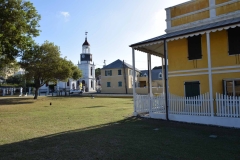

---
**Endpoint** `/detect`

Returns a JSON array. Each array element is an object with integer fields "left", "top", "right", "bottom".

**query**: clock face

[{"left": 82, "top": 55, "right": 85, "bottom": 58}]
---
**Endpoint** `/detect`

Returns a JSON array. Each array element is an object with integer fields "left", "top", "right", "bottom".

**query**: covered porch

[{"left": 129, "top": 17, "right": 240, "bottom": 128}]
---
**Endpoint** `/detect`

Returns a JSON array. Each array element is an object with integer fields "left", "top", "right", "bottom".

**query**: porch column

[
  {"left": 147, "top": 53, "right": 153, "bottom": 96},
  {"left": 162, "top": 57, "right": 165, "bottom": 95},
  {"left": 132, "top": 48, "right": 137, "bottom": 116},
  {"left": 206, "top": 32, "right": 214, "bottom": 117},
  {"left": 164, "top": 40, "right": 169, "bottom": 121}
]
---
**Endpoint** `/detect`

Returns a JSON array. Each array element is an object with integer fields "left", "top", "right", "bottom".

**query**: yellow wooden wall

[
  {"left": 170, "top": 0, "right": 209, "bottom": 17},
  {"left": 210, "top": 30, "right": 239, "bottom": 67},
  {"left": 169, "top": 0, "right": 240, "bottom": 27},
  {"left": 167, "top": 30, "right": 240, "bottom": 97},
  {"left": 168, "top": 35, "right": 208, "bottom": 72},
  {"left": 215, "top": 0, "right": 230, "bottom": 5},
  {"left": 172, "top": 11, "right": 209, "bottom": 27},
  {"left": 216, "top": 1, "right": 240, "bottom": 15},
  {"left": 169, "top": 75, "right": 209, "bottom": 96}
]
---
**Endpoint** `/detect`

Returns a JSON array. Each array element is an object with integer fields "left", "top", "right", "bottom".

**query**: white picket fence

[
  {"left": 135, "top": 95, "right": 150, "bottom": 113},
  {"left": 216, "top": 93, "right": 240, "bottom": 118},
  {"left": 151, "top": 95, "right": 165, "bottom": 113},
  {"left": 135, "top": 94, "right": 165, "bottom": 114},
  {"left": 169, "top": 93, "right": 211, "bottom": 116}
]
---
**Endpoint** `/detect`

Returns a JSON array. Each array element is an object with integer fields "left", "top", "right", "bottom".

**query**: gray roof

[
  {"left": 140, "top": 69, "right": 162, "bottom": 80},
  {"left": 102, "top": 59, "right": 140, "bottom": 71},
  {"left": 130, "top": 17, "right": 240, "bottom": 47}
]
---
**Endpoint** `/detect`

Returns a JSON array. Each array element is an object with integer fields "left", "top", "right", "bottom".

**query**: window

[
  {"left": 227, "top": 27, "right": 240, "bottom": 55},
  {"left": 105, "top": 70, "right": 112, "bottom": 76},
  {"left": 118, "top": 81, "right": 122, "bottom": 87},
  {"left": 159, "top": 72, "right": 162, "bottom": 78},
  {"left": 107, "top": 82, "right": 111, "bottom": 87},
  {"left": 185, "top": 81, "right": 200, "bottom": 97},
  {"left": 91, "top": 80, "right": 93, "bottom": 88},
  {"left": 187, "top": 35, "right": 202, "bottom": 60},
  {"left": 129, "top": 69, "right": 132, "bottom": 75},
  {"left": 118, "top": 69, "right": 122, "bottom": 75},
  {"left": 223, "top": 79, "right": 240, "bottom": 96},
  {"left": 91, "top": 67, "right": 92, "bottom": 76}
]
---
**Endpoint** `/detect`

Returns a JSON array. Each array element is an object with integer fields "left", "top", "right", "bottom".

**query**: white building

[{"left": 77, "top": 33, "right": 95, "bottom": 92}]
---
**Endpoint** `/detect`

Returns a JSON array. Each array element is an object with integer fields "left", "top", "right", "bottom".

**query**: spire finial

[{"left": 85, "top": 31, "right": 88, "bottom": 39}]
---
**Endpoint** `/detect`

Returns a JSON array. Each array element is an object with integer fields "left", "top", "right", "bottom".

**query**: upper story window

[
  {"left": 228, "top": 27, "right": 240, "bottom": 55},
  {"left": 129, "top": 69, "right": 132, "bottom": 75},
  {"left": 159, "top": 72, "right": 162, "bottom": 78},
  {"left": 105, "top": 70, "right": 112, "bottom": 76},
  {"left": 91, "top": 67, "right": 92, "bottom": 76},
  {"left": 118, "top": 69, "right": 122, "bottom": 75},
  {"left": 187, "top": 35, "right": 202, "bottom": 60}
]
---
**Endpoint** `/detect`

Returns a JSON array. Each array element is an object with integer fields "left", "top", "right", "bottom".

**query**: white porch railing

[
  {"left": 216, "top": 93, "right": 240, "bottom": 118},
  {"left": 168, "top": 93, "right": 211, "bottom": 116}
]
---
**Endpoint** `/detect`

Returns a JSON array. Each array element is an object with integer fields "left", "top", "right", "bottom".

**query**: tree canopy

[
  {"left": 0, "top": 0, "right": 41, "bottom": 68},
  {"left": 20, "top": 41, "right": 82, "bottom": 99}
]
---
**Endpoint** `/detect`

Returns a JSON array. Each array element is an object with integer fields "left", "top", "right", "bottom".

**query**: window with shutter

[
  {"left": 105, "top": 70, "right": 112, "bottom": 76},
  {"left": 227, "top": 27, "right": 240, "bottom": 55},
  {"left": 185, "top": 81, "right": 200, "bottom": 97},
  {"left": 187, "top": 35, "right": 202, "bottom": 60}
]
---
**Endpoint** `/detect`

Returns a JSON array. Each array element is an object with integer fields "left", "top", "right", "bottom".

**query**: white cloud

[{"left": 60, "top": 12, "right": 70, "bottom": 22}]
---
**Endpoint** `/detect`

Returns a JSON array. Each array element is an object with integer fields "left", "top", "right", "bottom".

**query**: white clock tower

[{"left": 78, "top": 32, "right": 95, "bottom": 92}]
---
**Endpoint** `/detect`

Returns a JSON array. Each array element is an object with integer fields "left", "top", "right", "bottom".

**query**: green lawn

[{"left": 0, "top": 97, "right": 240, "bottom": 160}]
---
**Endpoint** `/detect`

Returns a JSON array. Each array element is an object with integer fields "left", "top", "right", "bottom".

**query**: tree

[
  {"left": 0, "top": 60, "right": 19, "bottom": 79},
  {"left": 0, "top": 0, "right": 41, "bottom": 68},
  {"left": 6, "top": 74, "right": 23, "bottom": 85},
  {"left": 20, "top": 41, "right": 82, "bottom": 99},
  {"left": 95, "top": 68, "right": 101, "bottom": 79}
]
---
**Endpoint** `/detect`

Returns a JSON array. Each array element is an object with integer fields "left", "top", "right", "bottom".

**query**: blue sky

[{"left": 30, "top": 0, "right": 187, "bottom": 70}]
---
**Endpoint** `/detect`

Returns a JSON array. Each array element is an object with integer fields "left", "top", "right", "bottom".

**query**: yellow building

[
  {"left": 130, "top": 0, "right": 240, "bottom": 128},
  {"left": 101, "top": 59, "right": 140, "bottom": 94}
]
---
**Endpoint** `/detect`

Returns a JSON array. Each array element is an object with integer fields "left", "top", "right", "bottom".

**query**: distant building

[
  {"left": 101, "top": 59, "right": 140, "bottom": 94},
  {"left": 77, "top": 32, "right": 95, "bottom": 92}
]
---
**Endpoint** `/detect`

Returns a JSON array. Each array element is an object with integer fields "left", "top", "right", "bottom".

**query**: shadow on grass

[
  {"left": 0, "top": 98, "right": 34, "bottom": 105},
  {"left": 84, "top": 106, "right": 106, "bottom": 108},
  {"left": 0, "top": 117, "right": 240, "bottom": 160}
]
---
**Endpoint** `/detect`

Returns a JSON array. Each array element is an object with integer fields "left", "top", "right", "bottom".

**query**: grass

[{"left": 0, "top": 96, "right": 240, "bottom": 160}]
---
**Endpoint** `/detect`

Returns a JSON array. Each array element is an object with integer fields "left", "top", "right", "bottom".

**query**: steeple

[{"left": 82, "top": 32, "right": 90, "bottom": 46}]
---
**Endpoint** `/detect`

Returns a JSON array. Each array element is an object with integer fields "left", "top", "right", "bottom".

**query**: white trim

[
  {"left": 169, "top": 68, "right": 208, "bottom": 74},
  {"left": 169, "top": 69, "right": 240, "bottom": 77},
  {"left": 133, "top": 40, "right": 164, "bottom": 49},
  {"left": 167, "top": 23, "right": 240, "bottom": 42},
  {"left": 209, "top": 0, "right": 216, "bottom": 18},
  {"left": 169, "top": 72, "right": 208, "bottom": 77},
  {"left": 206, "top": 32, "right": 214, "bottom": 117},
  {"left": 132, "top": 48, "right": 137, "bottom": 114},
  {"left": 169, "top": 65, "right": 240, "bottom": 74}
]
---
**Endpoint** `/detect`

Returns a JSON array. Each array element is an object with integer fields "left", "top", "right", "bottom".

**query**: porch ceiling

[{"left": 134, "top": 41, "right": 164, "bottom": 58}]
